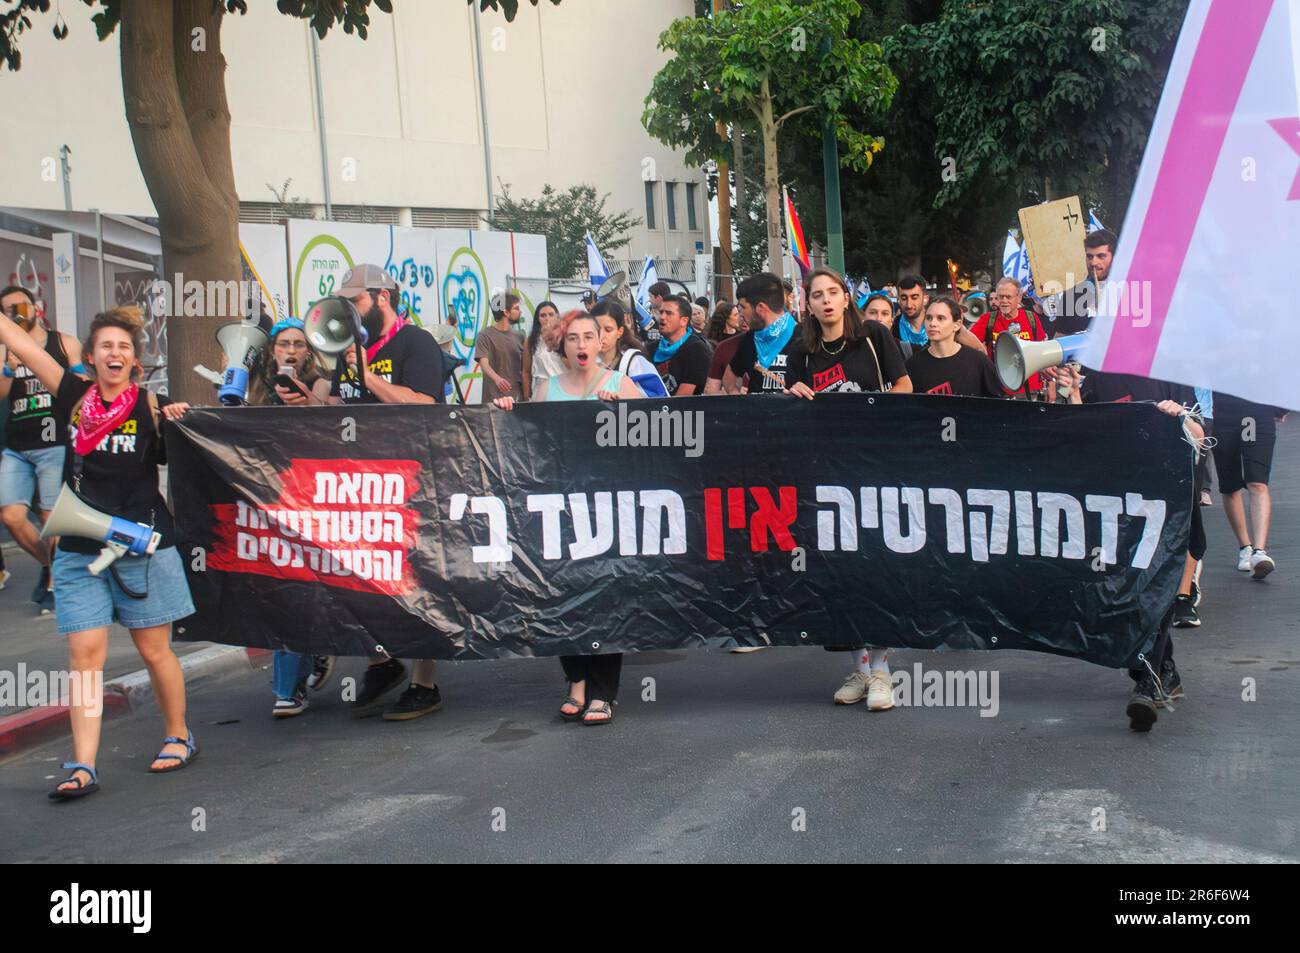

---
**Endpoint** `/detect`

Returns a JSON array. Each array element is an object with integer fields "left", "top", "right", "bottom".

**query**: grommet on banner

[
  {"left": 449, "top": 411, "right": 458, "bottom": 420},
  {"left": 799, "top": 631, "right": 808, "bottom": 639},
  {"left": 990, "top": 636, "right": 998, "bottom": 644},
  {"left": 591, "top": 641, "right": 600, "bottom": 650}
]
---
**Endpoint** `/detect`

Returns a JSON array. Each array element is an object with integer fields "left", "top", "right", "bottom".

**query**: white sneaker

[
  {"left": 1237, "top": 545, "right": 1253, "bottom": 572},
  {"left": 834, "top": 671, "right": 870, "bottom": 705},
  {"left": 866, "top": 671, "right": 895, "bottom": 711},
  {"left": 273, "top": 694, "right": 309, "bottom": 718},
  {"left": 1250, "top": 549, "right": 1275, "bottom": 580}
]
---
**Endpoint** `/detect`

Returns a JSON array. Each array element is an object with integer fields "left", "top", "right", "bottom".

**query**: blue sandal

[
  {"left": 149, "top": 730, "right": 198, "bottom": 774},
  {"left": 48, "top": 762, "right": 99, "bottom": 800}
]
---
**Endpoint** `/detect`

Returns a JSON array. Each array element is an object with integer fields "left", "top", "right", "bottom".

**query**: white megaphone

[
  {"left": 216, "top": 321, "right": 269, "bottom": 406},
  {"left": 996, "top": 331, "right": 1090, "bottom": 392},
  {"left": 304, "top": 296, "right": 368, "bottom": 373},
  {"left": 41, "top": 485, "right": 161, "bottom": 576}
]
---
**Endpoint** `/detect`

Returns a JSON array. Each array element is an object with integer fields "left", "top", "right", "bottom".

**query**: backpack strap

[{"left": 144, "top": 389, "right": 161, "bottom": 430}]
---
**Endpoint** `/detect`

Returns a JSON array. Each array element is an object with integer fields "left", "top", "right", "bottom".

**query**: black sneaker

[
  {"left": 1126, "top": 675, "right": 1160, "bottom": 731},
  {"left": 381, "top": 684, "right": 442, "bottom": 721},
  {"left": 37, "top": 588, "right": 55, "bottom": 616},
  {"left": 1171, "top": 593, "right": 1200, "bottom": 628},
  {"left": 306, "top": 655, "right": 336, "bottom": 692},
  {"left": 351, "top": 658, "right": 407, "bottom": 718},
  {"left": 1156, "top": 662, "right": 1184, "bottom": 709},
  {"left": 273, "top": 693, "right": 309, "bottom": 718},
  {"left": 31, "top": 565, "right": 50, "bottom": 604}
]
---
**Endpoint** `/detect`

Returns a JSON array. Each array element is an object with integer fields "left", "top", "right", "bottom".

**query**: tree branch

[{"left": 775, "top": 104, "right": 816, "bottom": 129}]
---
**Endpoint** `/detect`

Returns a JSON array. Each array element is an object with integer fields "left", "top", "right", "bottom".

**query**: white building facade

[{"left": 2, "top": 0, "right": 709, "bottom": 281}]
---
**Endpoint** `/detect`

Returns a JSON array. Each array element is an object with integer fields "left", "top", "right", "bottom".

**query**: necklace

[{"left": 821, "top": 336, "right": 847, "bottom": 356}]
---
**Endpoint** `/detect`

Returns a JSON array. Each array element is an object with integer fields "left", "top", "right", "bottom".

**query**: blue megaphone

[{"left": 995, "top": 331, "right": 1090, "bottom": 392}]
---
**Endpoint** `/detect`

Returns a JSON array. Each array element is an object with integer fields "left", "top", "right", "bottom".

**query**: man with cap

[
  {"left": 327, "top": 264, "right": 449, "bottom": 721},
  {"left": 475, "top": 292, "right": 525, "bottom": 403},
  {"left": 328, "top": 264, "right": 445, "bottom": 407}
]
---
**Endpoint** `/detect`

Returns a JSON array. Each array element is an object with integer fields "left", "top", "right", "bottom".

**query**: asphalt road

[{"left": 1, "top": 422, "right": 1296, "bottom": 863}]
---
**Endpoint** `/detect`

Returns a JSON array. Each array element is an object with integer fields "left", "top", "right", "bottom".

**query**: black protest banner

[{"left": 166, "top": 395, "right": 1193, "bottom": 668}]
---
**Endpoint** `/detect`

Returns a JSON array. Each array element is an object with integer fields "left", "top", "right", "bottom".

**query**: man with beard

[
  {"left": 893, "top": 274, "right": 984, "bottom": 354},
  {"left": 1049, "top": 229, "right": 1116, "bottom": 338},
  {"left": 328, "top": 265, "right": 447, "bottom": 721},
  {"left": 0, "top": 285, "right": 82, "bottom": 613},
  {"left": 475, "top": 292, "right": 525, "bottom": 402}
]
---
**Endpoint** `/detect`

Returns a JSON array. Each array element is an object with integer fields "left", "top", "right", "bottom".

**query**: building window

[
  {"left": 665, "top": 182, "right": 678, "bottom": 230},
  {"left": 685, "top": 183, "right": 698, "bottom": 231},
  {"left": 644, "top": 181, "right": 656, "bottom": 230}
]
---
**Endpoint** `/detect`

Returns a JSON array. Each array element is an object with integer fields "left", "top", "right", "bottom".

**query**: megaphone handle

[{"left": 88, "top": 542, "right": 127, "bottom": 577}]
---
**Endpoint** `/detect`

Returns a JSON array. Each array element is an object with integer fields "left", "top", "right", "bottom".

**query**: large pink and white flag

[{"left": 1083, "top": 0, "right": 1300, "bottom": 408}]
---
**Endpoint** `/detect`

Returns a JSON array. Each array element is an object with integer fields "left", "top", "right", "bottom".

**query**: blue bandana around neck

[
  {"left": 653, "top": 327, "right": 694, "bottom": 363},
  {"left": 753, "top": 312, "right": 795, "bottom": 368},
  {"left": 898, "top": 315, "right": 928, "bottom": 346}
]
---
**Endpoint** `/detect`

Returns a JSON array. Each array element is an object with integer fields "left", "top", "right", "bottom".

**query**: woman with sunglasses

[{"left": 0, "top": 285, "right": 84, "bottom": 613}]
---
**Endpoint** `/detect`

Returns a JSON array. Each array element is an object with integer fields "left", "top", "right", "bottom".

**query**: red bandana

[
  {"left": 365, "top": 316, "right": 406, "bottom": 363},
  {"left": 74, "top": 383, "right": 139, "bottom": 456}
]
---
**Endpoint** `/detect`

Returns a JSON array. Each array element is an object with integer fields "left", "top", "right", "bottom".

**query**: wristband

[{"left": 2, "top": 365, "right": 12, "bottom": 378}]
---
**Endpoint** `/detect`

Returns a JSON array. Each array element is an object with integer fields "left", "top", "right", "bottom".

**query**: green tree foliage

[
  {"left": 492, "top": 183, "right": 640, "bottom": 280},
  {"left": 644, "top": 0, "right": 897, "bottom": 271},
  {"left": 888, "top": 0, "right": 1187, "bottom": 215},
  {"left": 768, "top": 0, "right": 1185, "bottom": 284}
]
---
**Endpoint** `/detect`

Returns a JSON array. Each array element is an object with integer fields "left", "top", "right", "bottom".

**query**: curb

[{"left": 0, "top": 646, "right": 270, "bottom": 759}]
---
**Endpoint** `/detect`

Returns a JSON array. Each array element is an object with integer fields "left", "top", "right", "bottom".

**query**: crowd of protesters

[{"left": 0, "top": 223, "right": 1289, "bottom": 799}]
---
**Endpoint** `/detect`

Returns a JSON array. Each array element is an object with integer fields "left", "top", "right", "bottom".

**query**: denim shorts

[
  {"left": 0, "top": 445, "right": 66, "bottom": 510},
  {"left": 51, "top": 545, "right": 196, "bottom": 636}
]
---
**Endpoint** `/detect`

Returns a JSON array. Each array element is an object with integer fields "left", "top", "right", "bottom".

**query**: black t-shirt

[
  {"left": 785, "top": 323, "right": 907, "bottom": 393},
  {"left": 330, "top": 325, "right": 445, "bottom": 404},
  {"left": 5, "top": 331, "right": 70, "bottom": 451},
  {"left": 655, "top": 333, "right": 712, "bottom": 396},
  {"left": 728, "top": 327, "right": 802, "bottom": 395},
  {"left": 53, "top": 375, "right": 175, "bottom": 555},
  {"left": 1048, "top": 282, "right": 1096, "bottom": 338},
  {"left": 1079, "top": 369, "right": 1196, "bottom": 409},
  {"left": 905, "top": 346, "right": 1004, "bottom": 398}
]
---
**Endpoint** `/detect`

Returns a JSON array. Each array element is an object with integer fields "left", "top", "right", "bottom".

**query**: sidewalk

[
  {"left": 0, "top": 543, "right": 269, "bottom": 757},
  {"left": 0, "top": 548, "right": 216, "bottom": 719}
]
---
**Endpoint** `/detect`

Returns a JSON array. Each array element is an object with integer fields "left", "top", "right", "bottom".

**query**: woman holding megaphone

[{"left": 0, "top": 306, "right": 198, "bottom": 800}]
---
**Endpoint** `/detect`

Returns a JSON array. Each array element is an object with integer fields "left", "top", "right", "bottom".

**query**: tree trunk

[
  {"left": 732, "top": 128, "right": 746, "bottom": 228},
  {"left": 120, "top": 0, "right": 241, "bottom": 406},
  {"left": 758, "top": 75, "right": 782, "bottom": 274}
]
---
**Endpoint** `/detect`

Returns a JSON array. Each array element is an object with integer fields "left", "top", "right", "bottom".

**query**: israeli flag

[
  {"left": 585, "top": 232, "right": 610, "bottom": 288},
  {"left": 1088, "top": 209, "right": 1104, "bottom": 233},
  {"left": 1001, "top": 231, "right": 1021, "bottom": 278},
  {"left": 633, "top": 256, "right": 657, "bottom": 330},
  {"left": 854, "top": 277, "right": 872, "bottom": 309}
]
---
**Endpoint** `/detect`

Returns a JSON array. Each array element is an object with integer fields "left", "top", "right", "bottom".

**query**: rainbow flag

[{"left": 783, "top": 186, "right": 810, "bottom": 275}]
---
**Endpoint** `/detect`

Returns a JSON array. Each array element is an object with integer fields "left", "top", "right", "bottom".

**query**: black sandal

[
  {"left": 149, "top": 730, "right": 198, "bottom": 774},
  {"left": 48, "top": 762, "right": 99, "bottom": 800},
  {"left": 581, "top": 700, "right": 614, "bottom": 726},
  {"left": 559, "top": 693, "right": 587, "bottom": 722}
]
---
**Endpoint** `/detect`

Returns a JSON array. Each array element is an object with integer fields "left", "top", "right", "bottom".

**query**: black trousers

[
  {"left": 1130, "top": 604, "right": 1177, "bottom": 681},
  {"left": 559, "top": 654, "right": 623, "bottom": 701}
]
